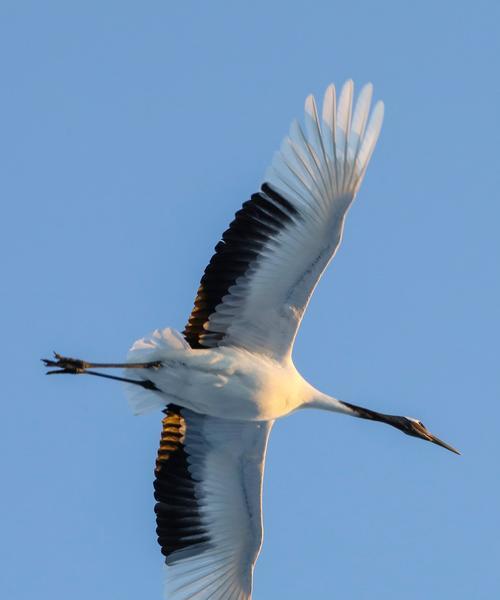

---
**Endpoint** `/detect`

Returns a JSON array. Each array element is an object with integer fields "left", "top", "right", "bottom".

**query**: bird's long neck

[
  {"left": 303, "top": 390, "right": 352, "bottom": 415},
  {"left": 339, "top": 400, "right": 398, "bottom": 426},
  {"left": 305, "top": 391, "right": 397, "bottom": 427}
]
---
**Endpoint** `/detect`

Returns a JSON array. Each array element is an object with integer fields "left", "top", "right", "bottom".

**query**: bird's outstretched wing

[
  {"left": 154, "top": 405, "right": 273, "bottom": 600},
  {"left": 184, "top": 81, "right": 383, "bottom": 359}
]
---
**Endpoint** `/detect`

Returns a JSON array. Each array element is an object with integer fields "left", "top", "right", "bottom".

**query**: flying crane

[{"left": 44, "top": 81, "right": 459, "bottom": 600}]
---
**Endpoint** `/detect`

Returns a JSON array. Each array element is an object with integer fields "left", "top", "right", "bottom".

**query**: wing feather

[
  {"left": 184, "top": 81, "right": 384, "bottom": 359},
  {"left": 155, "top": 409, "right": 273, "bottom": 600}
]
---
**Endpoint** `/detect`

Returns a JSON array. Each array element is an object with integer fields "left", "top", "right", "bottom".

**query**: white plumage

[{"left": 44, "top": 80, "right": 459, "bottom": 600}]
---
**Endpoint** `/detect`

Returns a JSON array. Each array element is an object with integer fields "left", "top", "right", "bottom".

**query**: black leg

[
  {"left": 83, "top": 370, "right": 159, "bottom": 390},
  {"left": 41, "top": 352, "right": 161, "bottom": 390},
  {"left": 42, "top": 352, "right": 162, "bottom": 373}
]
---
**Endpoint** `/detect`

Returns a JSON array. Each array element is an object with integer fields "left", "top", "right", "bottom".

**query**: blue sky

[{"left": 2, "top": 1, "right": 499, "bottom": 598}]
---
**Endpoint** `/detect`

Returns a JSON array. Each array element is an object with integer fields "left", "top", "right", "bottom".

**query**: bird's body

[
  {"left": 44, "top": 81, "right": 458, "bottom": 600},
  {"left": 125, "top": 328, "right": 343, "bottom": 421}
]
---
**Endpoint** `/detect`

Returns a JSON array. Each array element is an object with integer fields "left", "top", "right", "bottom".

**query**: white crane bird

[{"left": 44, "top": 81, "right": 459, "bottom": 600}]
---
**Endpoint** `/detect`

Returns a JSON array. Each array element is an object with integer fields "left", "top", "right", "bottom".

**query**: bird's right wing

[
  {"left": 184, "top": 81, "right": 383, "bottom": 360},
  {"left": 154, "top": 405, "right": 273, "bottom": 600}
]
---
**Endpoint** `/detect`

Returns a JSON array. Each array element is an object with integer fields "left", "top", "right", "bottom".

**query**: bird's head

[{"left": 391, "top": 416, "right": 460, "bottom": 455}]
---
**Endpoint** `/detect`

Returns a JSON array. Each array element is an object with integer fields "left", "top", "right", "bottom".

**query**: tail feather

[{"left": 125, "top": 328, "right": 189, "bottom": 415}]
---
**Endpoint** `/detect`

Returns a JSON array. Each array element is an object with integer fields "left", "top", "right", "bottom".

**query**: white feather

[{"left": 125, "top": 328, "right": 191, "bottom": 414}]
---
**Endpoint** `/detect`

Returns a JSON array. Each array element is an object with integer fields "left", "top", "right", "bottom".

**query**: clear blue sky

[{"left": 2, "top": 1, "right": 499, "bottom": 598}]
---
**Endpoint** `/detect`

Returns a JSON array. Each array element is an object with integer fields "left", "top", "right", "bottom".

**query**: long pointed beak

[
  {"left": 408, "top": 420, "right": 461, "bottom": 455},
  {"left": 427, "top": 433, "right": 461, "bottom": 455}
]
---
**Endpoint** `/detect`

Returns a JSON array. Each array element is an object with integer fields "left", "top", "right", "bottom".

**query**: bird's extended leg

[
  {"left": 43, "top": 352, "right": 162, "bottom": 372},
  {"left": 42, "top": 352, "right": 161, "bottom": 390}
]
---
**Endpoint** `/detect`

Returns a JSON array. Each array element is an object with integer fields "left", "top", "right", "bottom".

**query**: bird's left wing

[
  {"left": 155, "top": 405, "right": 273, "bottom": 600},
  {"left": 184, "top": 81, "right": 383, "bottom": 360}
]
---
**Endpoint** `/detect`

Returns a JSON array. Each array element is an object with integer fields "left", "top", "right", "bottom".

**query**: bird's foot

[{"left": 42, "top": 352, "right": 91, "bottom": 375}]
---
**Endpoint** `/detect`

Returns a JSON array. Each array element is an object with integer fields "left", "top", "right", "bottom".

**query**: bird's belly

[
  {"left": 150, "top": 348, "right": 302, "bottom": 421},
  {"left": 194, "top": 381, "right": 288, "bottom": 421}
]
